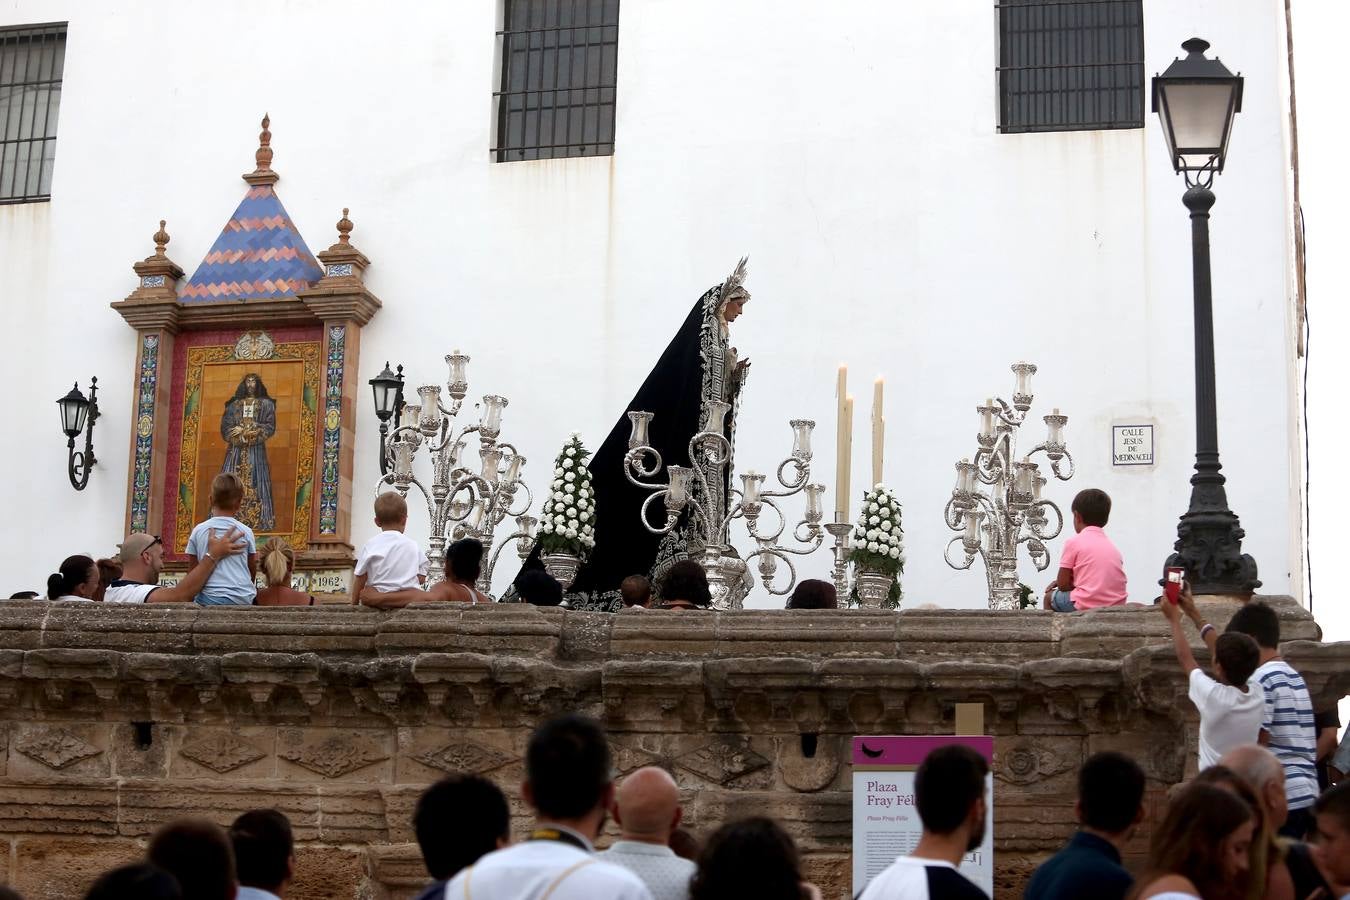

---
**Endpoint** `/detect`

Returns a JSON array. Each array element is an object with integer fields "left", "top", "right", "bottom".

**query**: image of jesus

[{"left": 221, "top": 372, "right": 277, "bottom": 532}]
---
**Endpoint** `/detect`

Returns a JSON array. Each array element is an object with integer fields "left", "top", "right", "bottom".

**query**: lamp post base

[{"left": 1165, "top": 505, "right": 1260, "bottom": 598}]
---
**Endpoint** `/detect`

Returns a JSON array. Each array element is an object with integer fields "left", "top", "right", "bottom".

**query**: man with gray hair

[
  {"left": 1218, "top": 744, "right": 1287, "bottom": 830},
  {"left": 1218, "top": 744, "right": 1331, "bottom": 898},
  {"left": 599, "top": 767, "right": 695, "bottom": 900}
]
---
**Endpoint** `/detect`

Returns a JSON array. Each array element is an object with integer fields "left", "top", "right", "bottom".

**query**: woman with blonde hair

[{"left": 253, "top": 539, "right": 314, "bottom": 606}]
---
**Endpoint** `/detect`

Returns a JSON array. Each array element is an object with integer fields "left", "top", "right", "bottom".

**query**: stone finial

[
  {"left": 243, "top": 113, "right": 280, "bottom": 186},
  {"left": 336, "top": 208, "right": 353, "bottom": 245},
  {"left": 256, "top": 114, "right": 273, "bottom": 171},
  {"left": 152, "top": 220, "right": 170, "bottom": 258}
]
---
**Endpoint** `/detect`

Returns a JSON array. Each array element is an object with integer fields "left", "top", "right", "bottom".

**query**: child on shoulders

[
  {"left": 351, "top": 492, "right": 427, "bottom": 604},
  {"left": 1043, "top": 488, "right": 1127, "bottom": 612},
  {"left": 185, "top": 472, "right": 259, "bottom": 605}
]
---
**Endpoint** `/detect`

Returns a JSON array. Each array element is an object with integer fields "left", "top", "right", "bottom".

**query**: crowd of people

[
  {"left": 2, "top": 712, "right": 1345, "bottom": 900},
  {"left": 23, "top": 474, "right": 842, "bottom": 610}
]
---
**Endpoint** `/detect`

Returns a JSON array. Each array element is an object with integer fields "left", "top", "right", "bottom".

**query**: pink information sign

[{"left": 851, "top": 735, "right": 994, "bottom": 897}]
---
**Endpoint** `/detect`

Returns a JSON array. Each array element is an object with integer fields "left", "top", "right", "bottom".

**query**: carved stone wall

[{"left": 0, "top": 598, "right": 1345, "bottom": 900}]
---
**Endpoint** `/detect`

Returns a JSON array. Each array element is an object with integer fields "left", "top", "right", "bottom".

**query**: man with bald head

[
  {"left": 1218, "top": 744, "right": 1331, "bottom": 899},
  {"left": 599, "top": 766, "right": 695, "bottom": 900},
  {"left": 1219, "top": 744, "right": 1288, "bottom": 830}
]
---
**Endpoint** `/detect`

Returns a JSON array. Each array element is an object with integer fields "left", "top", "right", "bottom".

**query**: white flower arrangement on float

[
  {"left": 846, "top": 484, "right": 904, "bottom": 609},
  {"left": 536, "top": 433, "right": 596, "bottom": 561}
]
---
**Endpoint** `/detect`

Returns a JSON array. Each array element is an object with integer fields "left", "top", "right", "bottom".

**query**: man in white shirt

[
  {"left": 599, "top": 767, "right": 695, "bottom": 900},
  {"left": 443, "top": 715, "right": 653, "bottom": 900},
  {"left": 104, "top": 530, "right": 247, "bottom": 604},
  {"left": 230, "top": 809, "right": 294, "bottom": 900},
  {"left": 1161, "top": 586, "right": 1263, "bottom": 768},
  {"left": 859, "top": 745, "right": 989, "bottom": 900}
]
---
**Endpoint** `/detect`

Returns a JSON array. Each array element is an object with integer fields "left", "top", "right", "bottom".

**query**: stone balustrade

[{"left": 0, "top": 597, "right": 1345, "bottom": 899}]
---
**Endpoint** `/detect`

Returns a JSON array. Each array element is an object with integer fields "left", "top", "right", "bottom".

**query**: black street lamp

[
  {"left": 368, "top": 361, "right": 405, "bottom": 476},
  {"left": 57, "top": 377, "right": 99, "bottom": 491},
  {"left": 1153, "top": 38, "right": 1259, "bottom": 595}
]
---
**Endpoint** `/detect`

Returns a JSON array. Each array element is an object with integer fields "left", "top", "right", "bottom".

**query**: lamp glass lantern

[
  {"left": 1152, "top": 38, "right": 1244, "bottom": 178},
  {"left": 369, "top": 362, "right": 402, "bottom": 422},
  {"left": 57, "top": 383, "right": 90, "bottom": 440}
]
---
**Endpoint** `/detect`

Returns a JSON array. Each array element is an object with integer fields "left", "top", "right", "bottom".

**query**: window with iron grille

[
  {"left": 997, "top": 0, "right": 1143, "bottom": 133},
  {"left": 493, "top": 0, "right": 619, "bottom": 162},
  {"left": 0, "top": 22, "right": 66, "bottom": 203}
]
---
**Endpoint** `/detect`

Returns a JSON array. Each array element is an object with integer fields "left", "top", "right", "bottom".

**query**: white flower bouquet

[
  {"left": 846, "top": 484, "right": 904, "bottom": 608},
  {"left": 536, "top": 434, "right": 596, "bottom": 559}
]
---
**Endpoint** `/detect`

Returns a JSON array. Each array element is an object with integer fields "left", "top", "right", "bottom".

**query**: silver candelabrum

[
  {"left": 623, "top": 404, "right": 827, "bottom": 609},
  {"left": 379, "top": 351, "right": 538, "bottom": 596},
  {"left": 943, "top": 362, "right": 1074, "bottom": 610}
]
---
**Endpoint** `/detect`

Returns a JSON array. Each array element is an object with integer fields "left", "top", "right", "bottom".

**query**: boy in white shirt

[
  {"left": 1161, "top": 584, "right": 1263, "bottom": 769},
  {"left": 351, "top": 492, "right": 427, "bottom": 603}
]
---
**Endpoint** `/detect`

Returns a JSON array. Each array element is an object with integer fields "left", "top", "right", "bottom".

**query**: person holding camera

[{"left": 1160, "top": 583, "right": 1264, "bottom": 769}]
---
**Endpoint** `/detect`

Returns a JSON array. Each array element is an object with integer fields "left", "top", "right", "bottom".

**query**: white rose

[
  {"left": 867, "top": 541, "right": 880, "bottom": 553},
  {"left": 861, "top": 528, "right": 873, "bottom": 540},
  {"left": 868, "top": 515, "right": 879, "bottom": 526},
  {"left": 552, "top": 478, "right": 563, "bottom": 490},
  {"left": 580, "top": 510, "right": 591, "bottom": 521},
  {"left": 889, "top": 546, "right": 900, "bottom": 559},
  {"left": 564, "top": 472, "right": 575, "bottom": 482},
  {"left": 565, "top": 447, "right": 576, "bottom": 456},
  {"left": 555, "top": 513, "right": 569, "bottom": 526},
  {"left": 562, "top": 457, "right": 573, "bottom": 471},
  {"left": 565, "top": 528, "right": 577, "bottom": 539},
  {"left": 867, "top": 502, "right": 878, "bottom": 514},
  {"left": 565, "top": 506, "right": 575, "bottom": 517},
  {"left": 543, "top": 500, "right": 553, "bottom": 512},
  {"left": 880, "top": 520, "right": 892, "bottom": 532},
  {"left": 541, "top": 521, "right": 554, "bottom": 533},
  {"left": 579, "top": 489, "right": 589, "bottom": 500},
  {"left": 554, "top": 466, "right": 564, "bottom": 476}
]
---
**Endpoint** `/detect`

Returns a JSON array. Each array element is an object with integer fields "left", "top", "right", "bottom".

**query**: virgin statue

[
  {"left": 221, "top": 372, "right": 277, "bottom": 532},
  {"left": 524, "top": 258, "right": 752, "bottom": 609}
]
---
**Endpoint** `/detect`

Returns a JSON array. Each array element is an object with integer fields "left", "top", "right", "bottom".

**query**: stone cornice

[{"left": 1, "top": 597, "right": 1343, "bottom": 728}]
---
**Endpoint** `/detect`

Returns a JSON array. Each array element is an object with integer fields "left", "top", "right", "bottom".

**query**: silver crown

[{"left": 721, "top": 256, "right": 750, "bottom": 303}]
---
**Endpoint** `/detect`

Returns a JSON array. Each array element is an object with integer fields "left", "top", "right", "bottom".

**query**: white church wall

[{"left": 0, "top": 0, "right": 1298, "bottom": 608}]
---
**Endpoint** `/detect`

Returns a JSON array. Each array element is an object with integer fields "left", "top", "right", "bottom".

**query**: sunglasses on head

[{"left": 145, "top": 536, "right": 162, "bottom": 552}]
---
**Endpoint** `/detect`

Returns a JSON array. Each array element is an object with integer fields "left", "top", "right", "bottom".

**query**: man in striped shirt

[{"left": 1226, "top": 602, "right": 1319, "bottom": 838}]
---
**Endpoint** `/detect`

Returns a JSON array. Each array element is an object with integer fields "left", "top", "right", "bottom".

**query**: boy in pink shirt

[{"left": 1042, "top": 488, "right": 1127, "bottom": 611}]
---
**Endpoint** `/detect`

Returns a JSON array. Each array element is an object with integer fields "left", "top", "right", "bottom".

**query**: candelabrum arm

[
  {"left": 624, "top": 445, "right": 665, "bottom": 483},
  {"left": 484, "top": 529, "right": 535, "bottom": 588},
  {"left": 1023, "top": 443, "right": 1075, "bottom": 480},
  {"left": 993, "top": 397, "right": 1027, "bottom": 428},
  {"left": 504, "top": 481, "right": 533, "bottom": 518},
  {"left": 1024, "top": 500, "right": 1065, "bottom": 542},
  {"left": 637, "top": 490, "right": 699, "bottom": 535},
  {"left": 944, "top": 535, "right": 978, "bottom": 570},
  {"left": 744, "top": 544, "right": 800, "bottom": 596},
  {"left": 760, "top": 457, "right": 810, "bottom": 499},
  {"left": 378, "top": 472, "right": 435, "bottom": 521}
]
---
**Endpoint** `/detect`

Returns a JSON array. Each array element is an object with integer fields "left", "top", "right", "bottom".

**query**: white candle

[
  {"left": 835, "top": 365, "right": 848, "bottom": 519},
  {"left": 872, "top": 377, "right": 884, "bottom": 488},
  {"left": 980, "top": 399, "right": 994, "bottom": 439},
  {"left": 842, "top": 395, "right": 854, "bottom": 519}
]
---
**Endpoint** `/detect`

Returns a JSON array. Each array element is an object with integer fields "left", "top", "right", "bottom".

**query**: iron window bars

[
  {"left": 0, "top": 22, "right": 66, "bottom": 203},
  {"left": 997, "top": 0, "right": 1143, "bottom": 133},
  {"left": 493, "top": 0, "right": 619, "bottom": 162}
]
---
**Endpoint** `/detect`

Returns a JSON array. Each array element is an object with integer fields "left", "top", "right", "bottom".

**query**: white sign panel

[
  {"left": 851, "top": 736, "right": 994, "bottom": 897},
  {"left": 1112, "top": 424, "right": 1154, "bottom": 466}
]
